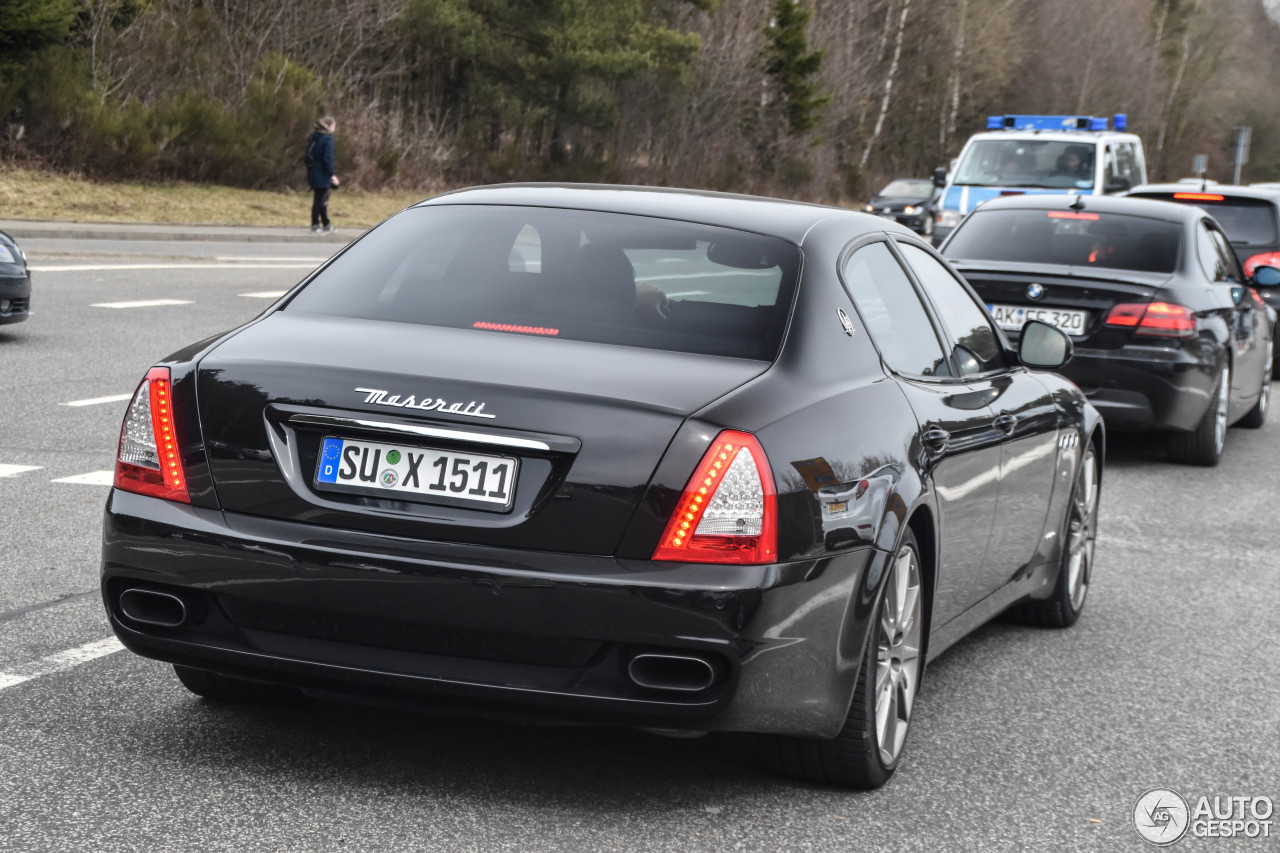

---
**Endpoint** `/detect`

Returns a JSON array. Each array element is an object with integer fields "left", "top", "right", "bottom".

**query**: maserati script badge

[{"left": 356, "top": 387, "right": 496, "bottom": 419}]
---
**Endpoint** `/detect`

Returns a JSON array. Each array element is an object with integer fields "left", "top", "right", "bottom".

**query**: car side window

[
  {"left": 1196, "top": 223, "right": 1228, "bottom": 282},
  {"left": 898, "top": 243, "right": 1008, "bottom": 376},
  {"left": 842, "top": 242, "right": 951, "bottom": 378},
  {"left": 1208, "top": 228, "right": 1243, "bottom": 283}
]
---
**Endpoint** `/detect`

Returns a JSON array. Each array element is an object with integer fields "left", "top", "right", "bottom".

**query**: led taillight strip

[
  {"left": 146, "top": 367, "right": 184, "bottom": 490},
  {"left": 669, "top": 437, "right": 739, "bottom": 550}
]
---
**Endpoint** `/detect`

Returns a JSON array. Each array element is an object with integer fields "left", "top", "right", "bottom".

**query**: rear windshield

[
  {"left": 286, "top": 205, "right": 801, "bottom": 360},
  {"left": 944, "top": 209, "right": 1182, "bottom": 273},
  {"left": 1129, "top": 193, "right": 1279, "bottom": 246},
  {"left": 879, "top": 180, "right": 933, "bottom": 199}
]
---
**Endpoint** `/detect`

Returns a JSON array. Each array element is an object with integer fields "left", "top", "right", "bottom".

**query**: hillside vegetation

[{"left": 2, "top": 0, "right": 1278, "bottom": 204}]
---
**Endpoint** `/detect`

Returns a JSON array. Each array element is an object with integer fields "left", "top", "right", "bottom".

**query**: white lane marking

[
  {"left": 0, "top": 464, "right": 43, "bottom": 478},
  {"left": 239, "top": 290, "right": 287, "bottom": 299},
  {"left": 0, "top": 637, "right": 125, "bottom": 692},
  {"left": 216, "top": 256, "right": 328, "bottom": 263},
  {"left": 52, "top": 470, "right": 115, "bottom": 485},
  {"left": 91, "top": 299, "right": 193, "bottom": 309},
  {"left": 33, "top": 263, "right": 319, "bottom": 272},
  {"left": 62, "top": 393, "right": 132, "bottom": 407}
]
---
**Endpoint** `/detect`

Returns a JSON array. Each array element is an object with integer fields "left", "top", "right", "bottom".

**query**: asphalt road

[{"left": 0, "top": 235, "right": 1276, "bottom": 852}]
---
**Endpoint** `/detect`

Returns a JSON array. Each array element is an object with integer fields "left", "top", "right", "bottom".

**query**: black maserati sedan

[
  {"left": 103, "top": 184, "right": 1102, "bottom": 789},
  {"left": 0, "top": 229, "right": 30, "bottom": 326},
  {"left": 862, "top": 177, "right": 941, "bottom": 239},
  {"left": 941, "top": 194, "right": 1277, "bottom": 466}
]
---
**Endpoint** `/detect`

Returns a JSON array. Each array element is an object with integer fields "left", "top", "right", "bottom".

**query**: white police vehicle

[{"left": 932, "top": 114, "right": 1147, "bottom": 245}]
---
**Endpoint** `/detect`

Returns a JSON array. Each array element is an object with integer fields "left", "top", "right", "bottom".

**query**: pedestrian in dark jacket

[{"left": 305, "top": 117, "right": 339, "bottom": 233}]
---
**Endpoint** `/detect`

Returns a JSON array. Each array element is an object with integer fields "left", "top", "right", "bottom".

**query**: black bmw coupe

[
  {"left": 942, "top": 194, "right": 1277, "bottom": 466},
  {"left": 103, "top": 185, "right": 1102, "bottom": 788}
]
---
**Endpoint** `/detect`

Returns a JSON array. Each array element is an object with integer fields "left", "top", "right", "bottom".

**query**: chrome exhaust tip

[
  {"left": 627, "top": 653, "right": 717, "bottom": 693},
  {"left": 118, "top": 588, "right": 188, "bottom": 628}
]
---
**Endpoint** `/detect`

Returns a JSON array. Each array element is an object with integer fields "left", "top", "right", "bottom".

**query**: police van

[{"left": 931, "top": 114, "right": 1147, "bottom": 245}]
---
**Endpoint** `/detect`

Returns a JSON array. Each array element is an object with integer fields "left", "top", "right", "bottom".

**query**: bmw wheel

[
  {"left": 1017, "top": 443, "right": 1098, "bottom": 628},
  {"left": 1167, "top": 364, "right": 1229, "bottom": 466},
  {"left": 758, "top": 530, "right": 923, "bottom": 789}
]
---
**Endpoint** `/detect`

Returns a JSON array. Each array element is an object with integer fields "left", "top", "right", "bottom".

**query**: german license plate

[
  {"left": 986, "top": 304, "right": 1088, "bottom": 334},
  {"left": 315, "top": 437, "right": 517, "bottom": 510}
]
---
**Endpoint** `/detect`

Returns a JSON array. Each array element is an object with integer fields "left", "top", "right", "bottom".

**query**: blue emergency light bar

[{"left": 985, "top": 114, "right": 1130, "bottom": 132}]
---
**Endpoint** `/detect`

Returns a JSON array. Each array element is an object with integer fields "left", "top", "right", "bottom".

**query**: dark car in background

[
  {"left": 101, "top": 184, "right": 1102, "bottom": 790},
  {"left": 1126, "top": 184, "right": 1280, "bottom": 366},
  {"left": 0, "top": 230, "right": 31, "bottom": 326},
  {"left": 941, "top": 194, "right": 1276, "bottom": 466},
  {"left": 862, "top": 178, "right": 941, "bottom": 239}
]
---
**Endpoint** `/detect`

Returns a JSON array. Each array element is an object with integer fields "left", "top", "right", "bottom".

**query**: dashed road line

[
  {"left": 51, "top": 471, "right": 114, "bottom": 486},
  {"left": 0, "top": 637, "right": 124, "bottom": 693},
  {"left": 62, "top": 393, "right": 133, "bottom": 407},
  {"left": 216, "top": 256, "right": 329, "bottom": 263},
  {"left": 0, "top": 464, "right": 42, "bottom": 478},
  {"left": 91, "top": 299, "right": 193, "bottom": 309},
  {"left": 240, "top": 290, "right": 288, "bottom": 299}
]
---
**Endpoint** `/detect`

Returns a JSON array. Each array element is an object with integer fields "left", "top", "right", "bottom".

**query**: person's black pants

[{"left": 311, "top": 187, "right": 331, "bottom": 227}]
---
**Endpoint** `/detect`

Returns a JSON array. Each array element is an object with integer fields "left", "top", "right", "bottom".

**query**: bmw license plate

[
  {"left": 315, "top": 436, "right": 517, "bottom": 510},
  {"left": 986, "top": 304, "right": 1087, "bottom": 335}
]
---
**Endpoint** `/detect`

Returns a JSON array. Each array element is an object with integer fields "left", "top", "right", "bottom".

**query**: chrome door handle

[
  {"left": 922, "top": 428, "right": 950, "bottom": 454},
  {"left": 993, "top": 413, "right": 1018, "bottom": 435}
]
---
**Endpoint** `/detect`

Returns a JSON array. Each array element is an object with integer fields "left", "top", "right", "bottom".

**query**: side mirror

[
  {"left": 932, "top": 167, "right": 948, "bottom": 188},
  {"left": 1104, "top": 175, "right": 1132, "bottom": 194},
  {"left": 1250, "top": 264, "right": 1280, "bottom": 287},
  {"left": 1018, "top": 320, "right": 1073, "bottom": 369}
]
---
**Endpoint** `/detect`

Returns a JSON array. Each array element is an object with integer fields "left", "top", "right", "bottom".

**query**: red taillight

[
  {"left": 1244, "top": 252, "right": 1280, "bottom": 278},
  {"left": 652, "top": 430, "right": 777, "bottom": 565},
  {"left": 113, "top": 367, "right": 191, "bottom": 503},
  {"left": 1047, "top": 211, "right": 1100, "bottom": 220},
  {"left": 472, "top": 321, "right": 560, "bottom": 336},
  {"left": 1173, "top": 192, "right": 1225, "bottom": 201},
  {"left": 1104, "top": 302, "right": 1195, "bottom": 338}
]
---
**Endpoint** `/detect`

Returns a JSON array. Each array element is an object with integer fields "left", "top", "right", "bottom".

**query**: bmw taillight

[
  {"left": 113, "top": 367, "right": 191, "bottom": 503},
  {"left": 652, "top": 430, "right": 777, "bottom": 565},
  {"left": 1104, "top": 302, "right": 1195, "bottom": 338},
  {"left": 1245, "top": 252, "right": 1280, "bottom": 278}
]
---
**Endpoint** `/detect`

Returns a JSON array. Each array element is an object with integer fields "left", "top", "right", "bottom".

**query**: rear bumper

[
  {"left": 101, "top": 489, "right": 885, "bottom": 738},
  {"left": 1061, "top": 341, "right": 1217, "bottom": 431},
  {"left": 0, "top": 274, "right": 30, "bottom": 325}
]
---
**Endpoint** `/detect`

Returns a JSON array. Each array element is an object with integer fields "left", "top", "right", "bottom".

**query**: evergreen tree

[
  {"left": 0, "top": 0, "right": 80, "bottom": 114},
  {"left": 763, "top": 0, "right": 830, "bottom": 136}
]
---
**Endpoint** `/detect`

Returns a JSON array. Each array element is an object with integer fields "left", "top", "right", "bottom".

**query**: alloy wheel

[
  {"left": 1065, "top": 447, "right": 1098, "bottom": 612},
  {"left": 876, "top": 544, "right": 922, "bottom": 766}
]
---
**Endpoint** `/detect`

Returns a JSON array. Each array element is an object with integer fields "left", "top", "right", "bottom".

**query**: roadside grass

[{"left": 0, "top": 168, "right": 432, "bottom": 227}]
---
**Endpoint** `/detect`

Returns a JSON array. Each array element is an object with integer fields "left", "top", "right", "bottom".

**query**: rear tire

[
  {"left": 1238, "top": 341, "right": 1272, "bottom": 429},
  {"left": 173, "top": 665, "right": 300, "bottom": 705},
  {"left": 1167, "top": 364, "right": 1229, "bottom": 466},
  {"left": 758, "top": 531, "right": 922, "bottom": 789},
  {"left": 1014, "top": 443, "right": 1098, "bottom": 628}
]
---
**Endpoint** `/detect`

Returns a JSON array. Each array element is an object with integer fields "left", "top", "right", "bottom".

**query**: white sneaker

[
  {"left": 310, "top": 225, "right": 321, "bottom": 234},
  {"left": 321, "top": 225, "right": 336, "bottom": 234}
]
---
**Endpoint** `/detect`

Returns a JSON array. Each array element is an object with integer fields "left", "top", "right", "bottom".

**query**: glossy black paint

[
  {"left": 0, "top": 230, "right": 31, "bottom": 326},
  {"left": 102, "top": 184, "right": 1101, "bottom": 738},
  {"left": 942, "top": 194, "right": 1275, "bottom": 432}
]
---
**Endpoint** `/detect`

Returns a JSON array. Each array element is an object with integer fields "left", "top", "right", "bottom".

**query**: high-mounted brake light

[
  {"left": 652, "top": 430, "right": 777, "bottom": 565},
  {"left": 113, "top": 367, "right": 190, "bottom": 503},
  {"left": 1048, "top": 211, "right": 1100, "bottom": 221},
  {"left": 1173, "top": 192, "right": 1225, "bottom": 201},
  {"left": 1104, "top": 302, "right": 1195, "bottom": 338},
  {"left": 473, "top": 321, "right": 559, "bottom": 336}
]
